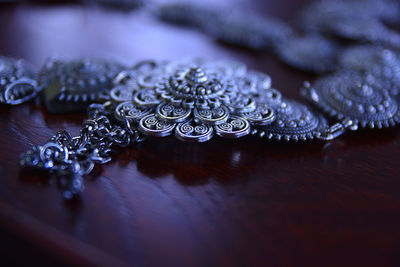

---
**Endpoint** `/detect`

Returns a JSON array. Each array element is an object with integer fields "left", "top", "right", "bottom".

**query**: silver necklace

[{"left": 1, "top": 0, "right": 398, "bottom": 198}]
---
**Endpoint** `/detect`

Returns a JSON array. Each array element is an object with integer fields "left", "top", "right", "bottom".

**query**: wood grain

[{"left": 1, "top": 1, "right": 400, "bottom": 266}]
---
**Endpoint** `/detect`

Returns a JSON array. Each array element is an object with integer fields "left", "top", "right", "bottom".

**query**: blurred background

[{"left": 0, "top": 0, "right": 314, "bottom": 100}]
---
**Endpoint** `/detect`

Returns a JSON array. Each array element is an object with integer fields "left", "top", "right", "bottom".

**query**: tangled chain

[{"left": 19, "top": 102, "right": 143, "bottom": 199}]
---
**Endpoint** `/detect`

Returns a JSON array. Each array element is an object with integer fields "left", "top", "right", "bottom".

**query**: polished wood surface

[{"left": 1, "top": 1, "right": 400, "bottom": 266}]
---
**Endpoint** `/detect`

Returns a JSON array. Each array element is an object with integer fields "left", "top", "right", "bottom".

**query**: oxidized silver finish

[
  {"left": 41, "top": 58, "right": 123, "bottom": 112},
  {"left": 305, "top": 71, "right": 400, "bottom": 129},
  {"left": 20, "top": 103, "right": 142, "bottom": 199},
  {"left": 250, "top": 99, "right": 328, "bottom": 141},
  {"left": 112, "top": 60, "right": 278, "bottom": 142},
  {"left": 215, "top": 116, "right": 250, "bottom": 139},
  {"left": 109, "top": 59, "right": 332, "bottom": 142},
  {"left": 175, "top": 119, "right": 214, "bottom": 142},
  {"left": 0, "top": 56, "right": 40, "bottom": 105},
  {"left": 15, "top": 0, "right": 400, "bottom": 198},
  {"left": 18, "top": 56, "right": 400, "bottom": 198},
  {"left": 339, "top": 46, "right": 400, "bottom": 95}
]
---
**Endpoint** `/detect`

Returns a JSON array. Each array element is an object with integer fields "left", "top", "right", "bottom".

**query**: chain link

[{"left": 19, "top": 102, "right": 144, "bottom": 199}]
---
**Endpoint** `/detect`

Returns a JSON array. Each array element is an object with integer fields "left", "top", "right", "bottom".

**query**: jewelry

[
  {"left": 0, "top": 56, "right": 40, "bottom": 105},
  {"left": 338, "top": 45, "right": 400, "bottom": 96},
  {"left": 304, "top": 70, "right": 400, "bottom": 128},
  {"left": 299, "top": 1, "right": 400, "bottom": 48},
  {"left": 41, "top": 58, "right": 123, "bottom": 113},
  {"left": 114, "top": 60, "right": 278, "bottom": 141},
  {"left": 159, "top": 0, "right": 400, "bottom": 73},
  {"left": 5, "top": 0, "right": 400, "bottom": 198}
]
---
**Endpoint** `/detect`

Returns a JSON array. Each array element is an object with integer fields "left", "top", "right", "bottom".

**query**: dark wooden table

[{"left": 1, "top": 1, "right": 400, "bottom": 266}]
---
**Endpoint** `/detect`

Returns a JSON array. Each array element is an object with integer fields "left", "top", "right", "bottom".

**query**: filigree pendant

[{"left": 110, "top": 59, "right": 330, "bottom": 142}]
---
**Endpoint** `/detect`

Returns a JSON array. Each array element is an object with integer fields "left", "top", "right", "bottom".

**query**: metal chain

[
  {"left": 7, "top": 0, "right": 400, "bottom": 198},
  {"left": 19, "top": 101, "right": 144, "bottom": 199}
]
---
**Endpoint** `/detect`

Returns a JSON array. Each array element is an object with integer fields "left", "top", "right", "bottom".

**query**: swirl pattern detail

[
  {"left": 112, "top": 59, "right": 330, "bottom": 142},
  {"left": 115, "top": 102, "right": 152, "bottom": 122},
  {"left": 138, "top": 114, "right": 176, "bottom": 137},
  {"left": 156, "top": 102, "right": 192, "bottom": 123},
  {"left": 134, "top": 88, "right": 162, "bottom": 106},
  {"left": 193, "top": 106, "right": 229, "bottom": 125},
  {"left": 175, "top": 120, "right": 213, "bottom": 142},
  {"left": 215, "top": 117, "right": 250, "bottom": 138}
]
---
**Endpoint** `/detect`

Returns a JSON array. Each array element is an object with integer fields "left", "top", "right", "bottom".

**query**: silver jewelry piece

[
  {"left": 304, "top": 71, "right": 400, "bottom": 129},
  {"left": 0, "top": 56, "right": 40, "bottom": 105},
  {"left": 18, "top": 55, "right": 400, "bottom": 197},
  {"left": 20, "top": 103, "right": 142, "bottom": 199},
  {"left": 16, "top": 0, "right": 400, "bottom": 198},
  {"left": 339, "top": 45, "right": 400, "bottom": 96},
  {"left": 112, "top": 60, "right": 279, "bottom": 141},
  {"left": 250, "top": 99, "right": 328, "bottom": 141},
  {"left": 41, "top": 58, "right": 124, "bottom": 113}
]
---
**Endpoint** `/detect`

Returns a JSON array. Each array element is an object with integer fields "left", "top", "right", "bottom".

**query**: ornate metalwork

[
  {"left": 175, "top": 119, "right": 214, "bottom": 142},
  {"left": 250, "top": 100, "right": 328, "bottom": 141},
  {"left": 111, "top": 59, "right": 284, "bottom": 142},
  {"left": 20, "top": 102, "right": 142, "bottom": 199},
  {"left": 339, "top": 45, "right": 400, "bottom": 96},
  {"left": 16, "top": 58, "right": 400, "bottom": 197},
  {"left": 41, "top": 58, "right": 124, "bottom": 113},
  {"left": 215, "top": 116, "right": 251, "bottom": 139},
  {"left": 0, "top": 56, "right": 40, "bottom": 105},
  {"left": 305, "top": 71, "right": 400, "bottom": 129},
  {"left": 13, "top": 0, "right": 400, "bottom": 198}
]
